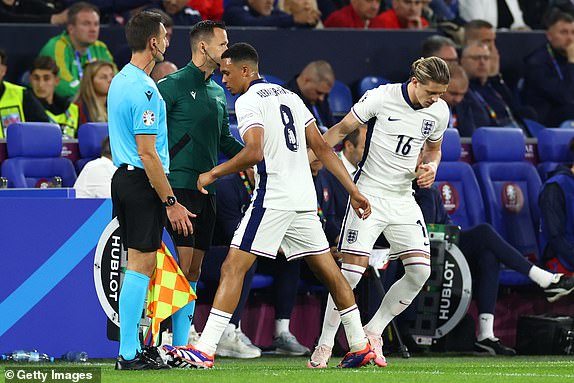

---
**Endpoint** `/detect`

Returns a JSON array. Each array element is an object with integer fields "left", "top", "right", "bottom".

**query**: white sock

[
  {"left": 477, "top": 313, "right": 495, "bottom": 341},
  {"left": 528, "top": 266, "right": 557, "bottom": 288},
  {"left": 317, "top": 263, "right": 366, "bottom": 347},
  {"left": 364, "top": 257, "right": 430, "bottom": 335},
  {"left": 339, "top": 304, "right": 367, "bottom": 352},
  {"left": 196, "top": 308, "right": 232, "bottom": 355},
  {"left": 275, "top": 319, "right": 290, "bottom": 337}
]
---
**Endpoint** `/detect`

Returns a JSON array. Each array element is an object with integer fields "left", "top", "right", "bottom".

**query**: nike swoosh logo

[
  {"left": 399, "top": 300, "right": 410, "bottom": 305},
  {"left": 424, "top": 242, "right": 429, "bottom": 246},
  {"left": 388, "top": 117, "right": 400, "bottom": 121}
]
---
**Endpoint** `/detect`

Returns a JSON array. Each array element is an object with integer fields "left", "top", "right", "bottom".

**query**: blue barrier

[{"left": 0, "top": 197, "right": 116, "bottom": 357}]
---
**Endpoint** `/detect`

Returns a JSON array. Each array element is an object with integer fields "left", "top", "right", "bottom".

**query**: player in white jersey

[
  {"left": 309, "top": 57, "right": 451, "bottom": 368},
  {"left": 163, "top": 43, "right": 376, "bottom": 369}
]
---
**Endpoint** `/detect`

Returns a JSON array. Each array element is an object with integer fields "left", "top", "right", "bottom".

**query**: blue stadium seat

[
  {"left": 1, "top": 122, "right": 77, "bottom": 188},
  {"left": 559, "top": 120, "right": 574, "bottom": 129},
  {"left": 76, "top": 122, "right": 109, "bottom": 173},
  {"left": 201, "top": 246, "right": 274, "bottom": 290},
  {"left": 261, "top": 73, "right": 283, "bottom": 85},
  {"left": 435, "top": 128, "right": 486, "bottom": 229},
  {"left": 472, "top": 127, "right": 542, "bottom": 285},
  {"left": 537, "top": 128, "right": 574, "bottom": 181},
  {"left": 357, "top": 76, "right": 390, "bottom": 97},
  {"left": 523, "top": 118, "right": 546, "bottom": 138},
  {"left": 328, "top": 80, "right": 353, "bottom": 118}
]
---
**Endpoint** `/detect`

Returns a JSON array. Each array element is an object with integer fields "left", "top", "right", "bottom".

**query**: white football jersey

[
  {"left": 351, "top": 82, "right": 449, "bottom": 196},
  {"left": 236, "top": 79, "right": 317, "bottom": 211}
]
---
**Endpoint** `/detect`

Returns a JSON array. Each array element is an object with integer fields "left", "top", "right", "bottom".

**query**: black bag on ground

[{"left": 516, "top": 315, "right": 574, "bottom": 355}]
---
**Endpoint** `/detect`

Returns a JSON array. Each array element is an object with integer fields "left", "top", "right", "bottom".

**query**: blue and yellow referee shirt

[{"left": 108, "top": 63, "right": 169, "bottom": 173}]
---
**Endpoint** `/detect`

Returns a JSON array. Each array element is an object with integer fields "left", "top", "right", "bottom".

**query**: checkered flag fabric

[{"left": 144, "top": 243, "right": 196, "bottom": 345}]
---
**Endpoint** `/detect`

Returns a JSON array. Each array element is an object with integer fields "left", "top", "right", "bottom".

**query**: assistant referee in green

[{"left": 157, "top": 20, "right": 243, "bottom": 348}]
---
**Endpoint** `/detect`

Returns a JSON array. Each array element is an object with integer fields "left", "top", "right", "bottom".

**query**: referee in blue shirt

[{"left": 108, "top": 10, "right": 194, "bottom": 370}]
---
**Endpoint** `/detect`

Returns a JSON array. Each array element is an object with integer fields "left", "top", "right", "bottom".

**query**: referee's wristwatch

[{"left": 163, "top": 195, "right": 177, "bottom": 207}]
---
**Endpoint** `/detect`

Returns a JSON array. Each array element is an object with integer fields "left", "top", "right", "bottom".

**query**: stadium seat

[
  {"left": 435, "top": 128, "right": 486, "bottom": 229},
  {"left": 537, "top": 128, "right": 574, "bottom": 181},
  {"left": 356, "top": 76, "right": 390, "bottom": 97},
  {"left": 472, "top": 128, "right": 542, "bottom": 285},
  {"left": 328, "top": 80, "right": 353, "bottom": 118},
  {"left": 523, "top": 118, "right": 546, "bottom": 138},
  {"left": 1, "top": 122, "right": 77, "bottom": 188},
  {"left": 559, "top": 120, "right": 574, "bottom": 129},
  {"left": 76, "top": 122, "right": 109, "bottom": 173},
  {"left": 201, "top": 246, "right": 274, "bottom": 290},
  {"left": 261, "top": 73, "right": 283, "bottom": 85}
]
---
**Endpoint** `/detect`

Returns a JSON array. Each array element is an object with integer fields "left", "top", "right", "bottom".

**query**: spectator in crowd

[
  {"left": 30, "top": 56, "right": 79, "bottom": 138},
  {"left": 458, "top": 0, "right": 529, "bottom": 29},
  {"left": 74, "top": 61, "right": 114, "bottom": 125},
  {"left": 321, "top": 127, "right": 368, "bottom": 248},
  {"left": 460, "top": 43, "right": 525, "bottom": 134},
  {"left": 0, "top": 48, "right": 49, "bottom": 137},
  {"left": 284, "top": 60, "right": 336, "bottom": 129},
  {"left": 279, "top": 0, "right": 326, "bottom": 27},
  {"left": 421, "top": 34, "right": 459, "bottom": 64},
  {"left": 323, "top": 0, "right": 382, "bottom": 28},
  {"left": 150, "top": 0, "right": 202, "bottom": 25},
  {"left": 420, "top": 0, "right": 459, "bottom": 25},
  {"left": 372, "top": 0, "right": 430, "bottom": 29},
  {"left": 523, "top": 10, "right": 574, "bottom": 127},
  {"left": 539, "top": 137, "right": 574, "bottom": 277},
  {"left": 464, "top": 19, "right": 500, "bottom": 77},
  {"left": 441, "top": 63, "right": 476, "bottom": 135},
  {"left": 0, "top": 0, "right": 68, "bottom": 24},
  {"left": 187, "top": 0, "right": 224, "bottom": 20},
  {"left": 150, "top": 61, "right": 178, "bottom": 82},
  {"left": 518, "top": 0, "right": 551, "bottom": 29},
  {"left": 223, "top": 0, "right": 319, "bottom": 27},
  {"left": 280, "top": 0, "right": 337, "bottom": 23},
  {"left": 416, "top": 183, "right": 574, "bottom": 355},
  {"left": 74, "top": 136, "right": 116, "bottom": 198},
  {"left": 38, "top": 2, "right": 115, "bottom": 100}
]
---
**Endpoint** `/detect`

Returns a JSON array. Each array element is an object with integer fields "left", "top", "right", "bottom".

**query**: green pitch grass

[{"left": 3, "top": 355, "right": 574, "bottom": 383}]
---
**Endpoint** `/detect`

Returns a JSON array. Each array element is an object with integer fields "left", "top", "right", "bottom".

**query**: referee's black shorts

[
  {"left": 167, "top": 188, "right": 216, "bottom": 251},
  {"left": 111, "top": 165, "right": 165, "bottom": 253}
]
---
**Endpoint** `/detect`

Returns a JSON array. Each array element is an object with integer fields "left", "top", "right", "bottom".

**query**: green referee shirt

[{"left": 158, "top": 61, "right": 243, "bottom": 194}]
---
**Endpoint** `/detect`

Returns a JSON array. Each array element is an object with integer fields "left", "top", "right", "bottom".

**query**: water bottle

[
  {"left": 1, "top": 350, "right": 54, "bottom": 362},
  {"left": 61, "top": 351, "right": 88, "bottom": 363}
]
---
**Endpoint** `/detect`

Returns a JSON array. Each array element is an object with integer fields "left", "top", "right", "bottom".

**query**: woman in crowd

[{"left": 75, "top": 60, "right": 114, "bottom": 124}]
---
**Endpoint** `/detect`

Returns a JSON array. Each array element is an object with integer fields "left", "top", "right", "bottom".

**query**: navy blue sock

[
  {"left": 172, "top": 281, "right": 197, "bottom": 346},
  {"left": 119, "top": 270, "right": 149, "bottom": 360}
]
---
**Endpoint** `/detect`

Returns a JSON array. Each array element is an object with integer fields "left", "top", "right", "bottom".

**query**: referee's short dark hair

[
  {"left": 125, "top": 11, "right": 163, "bottom": 53},
  {"left": 189, "top": 20, "right": 226, "bottom": 53},
  {"left": 221, "top": 43, "right": 258, "bottom": 65}
]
